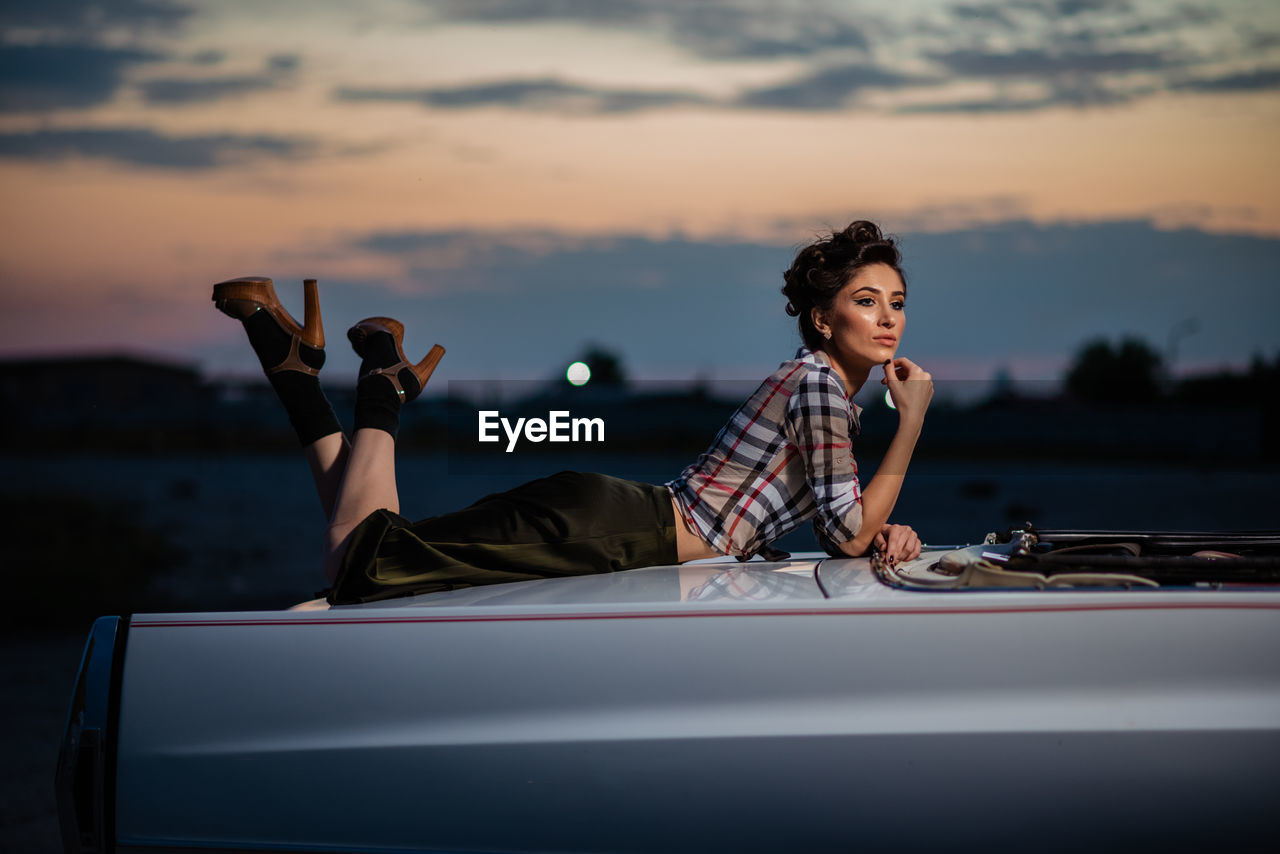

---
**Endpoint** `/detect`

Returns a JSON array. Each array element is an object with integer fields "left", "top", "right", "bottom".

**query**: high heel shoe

[
  {"left": 212, "top": 276, "right": 326, "bottom": 376},
  {"left": 347, "top": 317, "right": 445, "bottom": 401}
]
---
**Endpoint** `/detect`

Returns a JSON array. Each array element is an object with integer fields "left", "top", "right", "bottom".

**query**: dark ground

[{"left": 1, "top": 632, "right": 87, "bottom": 852}]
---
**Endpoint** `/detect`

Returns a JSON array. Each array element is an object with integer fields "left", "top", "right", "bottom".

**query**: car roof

[
  {"left": 326, "top": 540, "right": 1280, "bottom": 614},
  {"left": 342, "top": 552, "right": 839, "bottom": 609}
]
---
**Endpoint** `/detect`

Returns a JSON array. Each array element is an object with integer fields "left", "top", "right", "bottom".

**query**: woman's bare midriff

[{"left": 671, "top": 495, "right": 722, "bottom": 563}]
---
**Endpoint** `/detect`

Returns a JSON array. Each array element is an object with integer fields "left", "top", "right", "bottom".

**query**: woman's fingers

[
  {"left": 883, "top": 524, "right": 905, "bottom": 560},
  {"left": 880, "top": 524, "right": 922, "bottom": 561},
  {"left": 883, "top": 357, "right": 934, "bottom": 421},
  {"left": 896, "top": 526, "right": 914, "bottom": 559},
  {"left": 888, "top": 528, "right": 905, "bottom": 559},
  {"left": 884, "top": 357, "right": 932, "bottom": 387},
  {"left": 870, "top": 527, "right": 890, "bottom": 555},
  {"left": 890, "top": 357, "right": 930, "bottom": 381}
]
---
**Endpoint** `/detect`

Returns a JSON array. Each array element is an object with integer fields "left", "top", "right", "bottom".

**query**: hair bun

[{"left": 846, "top": 220, "right": 882, "bottom": 244}]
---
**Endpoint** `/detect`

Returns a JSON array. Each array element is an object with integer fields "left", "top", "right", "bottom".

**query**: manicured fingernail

[{"left": 884, "top": 359, "right": 891, "bottom": 366}]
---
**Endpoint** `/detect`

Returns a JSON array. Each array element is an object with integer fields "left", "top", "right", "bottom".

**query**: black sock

[
  {"left": 243, "top": 312, "right": 342, "bottom": 446},
  {"left": 271, "top": 371, "right": 344, "bottom": 445},
  {"left": 353, "top": 330, "right": 421, "bottom": 439}
]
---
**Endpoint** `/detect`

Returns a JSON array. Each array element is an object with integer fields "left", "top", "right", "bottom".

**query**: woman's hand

[
  {"left": 872, "top": 523, "right": 922, "bottom": 562},
  {"left": 881, "top": 357, "right": 933, "bottom": 426}
]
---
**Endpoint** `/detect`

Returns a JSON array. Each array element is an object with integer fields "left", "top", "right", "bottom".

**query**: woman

[{"left": 212, "top": 220, "right": 932, "bottom": 605}]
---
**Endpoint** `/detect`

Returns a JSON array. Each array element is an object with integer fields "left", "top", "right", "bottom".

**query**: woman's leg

[
  {"left": 305, "top": 432, "right": 351, "bottom": 520},
  {"left": 213, "top": 277, "right": 345, "bottom": 517},
  {"left": 320, "top": 317, "right": 445, "bottom": 584},
  {"left": 326, "top": 472, "right": 680, "bottom": 604},
  {"left": 322, "top": 428, "right": 398, "bottom": 583}
]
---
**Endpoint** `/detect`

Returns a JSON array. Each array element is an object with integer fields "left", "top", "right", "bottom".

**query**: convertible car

[{"left": 57, "top": 528, "right": 1280, "bottom": 853}]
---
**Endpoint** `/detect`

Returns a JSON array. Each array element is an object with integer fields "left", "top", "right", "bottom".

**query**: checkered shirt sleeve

[
  {"left": 666, "top": 348, "right": 864, "bottom": 559},
  {"left": 783, "top": 367, "right": 863, "bottom": 548}
]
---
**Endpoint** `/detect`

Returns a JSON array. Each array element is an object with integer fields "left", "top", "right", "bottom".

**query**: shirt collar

[
  {"left": 795, "top": 346, "right": 818, "bottom": 361},
  {"left": 795, "top": 346, "right": 834, "bottom": 369},
  {"left": 794, "top": 347, "right": 861, "bottom": 417}
]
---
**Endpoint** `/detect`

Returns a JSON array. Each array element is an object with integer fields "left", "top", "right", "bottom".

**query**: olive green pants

[{"left": 327, "top": 471, "right": 678, "bottom": 605}]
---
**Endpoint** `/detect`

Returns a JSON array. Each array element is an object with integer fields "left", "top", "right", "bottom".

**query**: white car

[{"left": 57, "top": 528, "right": 1280, "bottom": 853}]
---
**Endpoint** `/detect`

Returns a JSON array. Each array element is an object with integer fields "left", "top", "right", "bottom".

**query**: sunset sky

[{"left": 2, "top": 0, "right": 1278, "bottom": 389}]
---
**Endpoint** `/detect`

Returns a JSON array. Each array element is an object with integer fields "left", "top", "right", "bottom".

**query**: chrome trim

[{"left": 56, "top": 616, "right": 127, "bottom": 854}]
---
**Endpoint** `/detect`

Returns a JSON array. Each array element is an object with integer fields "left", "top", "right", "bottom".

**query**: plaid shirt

[{"left": 667, "top": 347, "right": 863, "bottom": 559}]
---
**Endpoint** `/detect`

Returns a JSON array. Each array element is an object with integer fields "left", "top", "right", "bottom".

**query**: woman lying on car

[{"left": 210, "top": 219, "right": 932, "bottom": 605}]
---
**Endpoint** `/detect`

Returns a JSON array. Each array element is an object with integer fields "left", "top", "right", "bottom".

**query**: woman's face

[{"left": 813, "top": 262, "right": 906, "bottom": 370}]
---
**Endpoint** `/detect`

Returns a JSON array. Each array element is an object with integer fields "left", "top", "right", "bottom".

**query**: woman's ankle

[
  {"left": 270, "top": 371, "right": 343, "bottom": 445},
  {"left": 352, "top": 377, "right": 404, "bottom": 438}
]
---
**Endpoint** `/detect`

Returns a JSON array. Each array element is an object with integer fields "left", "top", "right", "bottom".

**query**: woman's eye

[
  {"left": 892, "top": 301, "right": 905, "bottom": 311},
  {"left": 855, "top": 297, "right": 876, "bottom": 306}
]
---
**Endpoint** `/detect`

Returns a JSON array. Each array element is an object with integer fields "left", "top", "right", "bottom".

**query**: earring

[{"left": 822, "top": 330, "right": 832, "bottom": 340}]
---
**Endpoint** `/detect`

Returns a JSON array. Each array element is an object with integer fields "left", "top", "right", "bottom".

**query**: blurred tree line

[{"left": 1064, "top": 336, "right": 1280, "bottom": 407}]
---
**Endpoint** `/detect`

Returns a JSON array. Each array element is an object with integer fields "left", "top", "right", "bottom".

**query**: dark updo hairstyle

[{"left": 782, "top": 220, "right": 905, "bottom": 351}]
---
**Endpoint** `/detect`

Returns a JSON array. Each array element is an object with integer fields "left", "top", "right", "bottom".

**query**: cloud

[
  {"left": 430, "top": 0, "right": 869, "bottom": 61},
  {"left": 735, "top": 62, "right": 929, "bottom": 110},
  {"left": 898, "top": 76, "right": 1141, "bottom": 114},
  {"left": 0, "top": 42, "right": 162, "bottom": 111},
  {"left": 896, "top": 96, "right": 1059, "bottom": 115},
  {"left": 1113, "top": 4, "right": 1220, "bottom": 37},
  {"left": 431, "top": 0, "right": 647, "bottom": 26},
  {"left": 336, "top": 78, "right": 708, "bottom": 114},
  {"left": 336, "top": 62, "right": 922, "bottom": 117},
  {"left": 954, "top": 0, "right": 1136, "bottom": 25},
  {"left": 356, "top": 231, "right": 463, "bottom": 255},
  {"left": 406, "top": 0, "right": 1261, "bottom": 119},
  {"left": 139, "top": 54, "right": 302, "bottom": 105},
  {"left": 924, "top": 2, "right": 1245, "bottom": 103},
  {"left": 951, "top": 3, "right": 1018, "bottom": 28},
  {"left": 319, "top": 1, "right": 1270, "bottom": 120},
  {"left": 189, "top": 49, "right": 227, "bottom": 66},
  {"left": 893, "top": 2, "right": 1274, "bottom": 113},
  {"left": 0, "top": 127, "right": 316, "bottom": 169},
  {"left": 139, "top": 75, "right": 280, "bottom": 105},
  {"left": 1027, "top": 0, "right": 1129, "bottom": 17},
  {"left": 950, "top": 0, "right": 1220, "bottom": 40},
  {"left": 267, "top": 53, "right": 300, "bottom": 72},
  {"left": 0, "top": 0, "right": 191, "bottom": 32},
  {"left": 1248, "top": 31, "right": 1280, "bottom": 51},
  {"left": 925, "top": 46, "right": 1177, "bottom": 78},
  {"left": 356, "top": 229, "right": 598, "bottom": 260},
  {"left": 660, "top": 6, "right": 869, "bottom": 60},
  {"left": 1170, "top": 67, "right": 1280, "bottom": 93}
]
